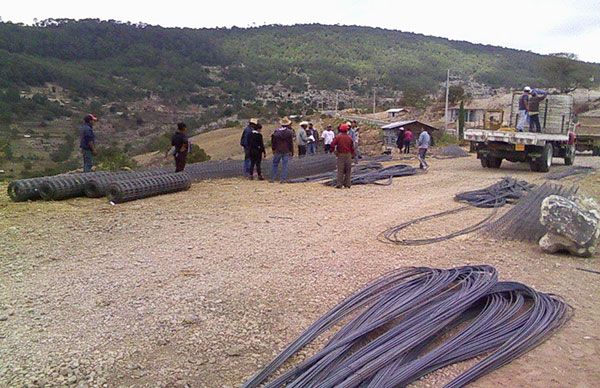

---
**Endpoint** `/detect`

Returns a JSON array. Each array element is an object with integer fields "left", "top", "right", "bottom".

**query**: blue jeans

[
  {"left": 82, "top": 149, "right": 94, "bottom": 172},
  {"left": 271, "top": 153, "right": 289, "bottom": 182},
  {"left": 243, "top": 149, "right": 252, "bottom": 176},
  {"left": 307, "top": 142, "right": 316, "bottom": 155}
]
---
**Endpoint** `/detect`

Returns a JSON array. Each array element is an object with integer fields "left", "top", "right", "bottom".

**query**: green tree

[
  {"left": 540, "top": 53, "right": 594, "bottom": 93},
  {"left": 187, "top": 144, "right": 211, "bottom": 163},
  {"left": 458, "top": 100, "right": 465, "bottom": 139},
  {"left": 95, "top": 146, "right": 138, "bottom": 171}
]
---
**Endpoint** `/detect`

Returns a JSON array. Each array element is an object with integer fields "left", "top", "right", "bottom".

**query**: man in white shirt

[{"left": 321, "top": 124, "right": 335, "bottom": 153}]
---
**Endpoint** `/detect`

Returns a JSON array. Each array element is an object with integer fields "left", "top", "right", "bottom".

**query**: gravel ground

[{"left": 1, "top": 153, "right": 599, "bottom": 387}]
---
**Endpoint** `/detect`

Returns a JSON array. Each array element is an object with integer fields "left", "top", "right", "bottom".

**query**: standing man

[
  {"left": 321, "top": 124, "right": 335, "bottom": 153},
  {"left": 306, "top": 122, "right": 319, "bottom": 155},
  {"left": 331, "top": 123, "right": 355, "bottom": 188},
  {"left": 271, "top": 117, "right": 294, "bottom": 183},
  {"left": 516, "top": 87, "right": 531, "bottom": 132},
  {"left": 240, "top": 118, "right": 258, "bottom": 176},
  {"left": 403, "top": 128, "right": 413, "bottom": 154},
  {"left": 297, "top": 121, "right": 309, "bottom": 157},
  {"left": 170, "top": 122, "right": 190, "bottom": 172},
  {"left": 417, "top": 129, "right": 431, "bottom": 170},
  {"left": 528, "top": 89, "right": 547, "bottom": 133},
  {"left": 248, "top": 124, "right": 266, "bottom": 180},
  {"left": 349, "top": 120, "right": 360, "bottom": 162},
  {"left": 396, "top": 127, "right": 405, "bottom": 153},
  {"left": 79, "top": 114, "right": 98, "bottom": 172}
]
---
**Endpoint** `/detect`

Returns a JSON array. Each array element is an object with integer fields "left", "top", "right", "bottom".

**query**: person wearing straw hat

[
  {"left": 270, "top": 117, "right": 295, "bottom": 183},
  {"left": 241, "top": 118, "right": 259, "bottom": 176},
  {"left": 297, "top": 121, "right": 309, "bottom": 157}
]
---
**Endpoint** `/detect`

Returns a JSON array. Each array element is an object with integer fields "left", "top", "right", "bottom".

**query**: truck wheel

[
  {"left": 537, "top": 143, "right": 554, "bottom": 173},
  {"left": 593, "top": 146, "right": 600, "bottom": 157},
  {"left": 564, "top": 145, "right": 576, "bottom": 166},
  {"left": 487, "top": 157, "right": 502, "bottom": 169},
  {"left": 529, "top": 161, "right": 540, "bottom": 172},
  {"left": 480, "top": 155, "right": 489, "bottom": 168}
]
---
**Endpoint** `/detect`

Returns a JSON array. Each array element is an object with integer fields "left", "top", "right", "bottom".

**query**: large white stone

[{"left": 539, "top": 194, "right": 600, "bottom": 257}]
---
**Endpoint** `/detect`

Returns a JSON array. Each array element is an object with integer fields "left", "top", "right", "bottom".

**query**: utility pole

[
  {"left": 444, "top": 69, "right": 450, "bottom": 135},
  {"left": 373, "top": 88, "right": 377, "bottom": 114}
]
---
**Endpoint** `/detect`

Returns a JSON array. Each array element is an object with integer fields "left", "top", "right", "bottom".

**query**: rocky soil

[{"left": 1, "top": 153, "right": 599, "bottom": 387}]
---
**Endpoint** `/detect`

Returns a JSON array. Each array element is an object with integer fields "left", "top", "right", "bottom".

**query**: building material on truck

[
  {"left": 484, "top": 182, "right": 578, "bottom": 242},
  {"left": 243, "top": 265, "right": 570, "bottom": 388},
  {"left": 509, "top": 93, "right": 573, "bottom": 134}
]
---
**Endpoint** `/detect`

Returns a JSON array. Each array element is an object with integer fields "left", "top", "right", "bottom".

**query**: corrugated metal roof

[
  {"left": 386, "top": 108, "right": 407, "bottom": 113},
  {"left": 381, "top": 120, "right": 418, "bottom": 129}
]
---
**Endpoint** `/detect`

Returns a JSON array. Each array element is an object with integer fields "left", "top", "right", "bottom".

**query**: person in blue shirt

[
  {"left": 417, "top": 129, "right": 431, "bottom": 170},
  {"left": 79, "top": 114, "right": 98, "bottom": 172}
]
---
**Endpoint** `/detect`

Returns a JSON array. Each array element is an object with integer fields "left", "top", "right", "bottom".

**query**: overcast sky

[{"left": 2, "top": 0, "right": 600, "bottom": 62}]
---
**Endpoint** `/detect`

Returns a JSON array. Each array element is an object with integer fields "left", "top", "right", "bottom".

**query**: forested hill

[{"left": 2, "top": 19, "right": 599, "bottom": 103}]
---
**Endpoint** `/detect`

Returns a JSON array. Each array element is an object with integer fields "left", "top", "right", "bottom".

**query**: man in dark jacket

[
  {"left": 331, "top": 123, "right": 355, "bottom": 188},
  {"left": 528, "top": 90, "right": 547, "bottom": 133},
  {"left": 248, "top": 124, "right": 266, "bottom": 180},
  {"left": 240, "top": 118, "right": 258, "bottom": 176},
  {"left": 270, "top": 117, "right": 294, "bottom": 183},
  {"left": 79, "top": 114, "right": 98, "bottom": 172},
  {"left": 170, "top": 122, "right": 190, "bottom": 172}
]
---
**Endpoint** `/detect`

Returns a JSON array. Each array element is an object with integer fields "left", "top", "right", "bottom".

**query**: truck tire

[
  {"left": 487, "top": 157, "right": 502, "bottom": 169},
  {"left": 564, "top": 145, "right": 576, "bottom": 166},
  {"left": 593, "top": 146, "right": 600, "bottom": 157},
  {"left": 537, "top": 143, "right": 554, "bottom": 173},
  {"left": 480, "top": 155, "right": 488, "bottom": 168}
]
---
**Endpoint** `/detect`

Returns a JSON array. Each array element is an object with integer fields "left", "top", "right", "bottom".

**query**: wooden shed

[{"left": 381, "top": 120, "right": 440, "bottom": 147}]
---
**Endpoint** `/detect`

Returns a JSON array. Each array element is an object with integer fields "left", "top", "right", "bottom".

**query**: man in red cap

[
  {"left": 330, "top": 123, "right": 355, "bottom": 188},
  {"left": 79, "top": 114, "right": 98, "bottom": 172}
]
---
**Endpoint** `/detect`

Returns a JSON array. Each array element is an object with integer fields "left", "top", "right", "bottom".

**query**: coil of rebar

[{"left": 243, "top": 265, "right": 570, "bottom": 388}]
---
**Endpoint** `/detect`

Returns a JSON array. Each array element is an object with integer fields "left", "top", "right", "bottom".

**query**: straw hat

[
  {"left": 299, "top": 121, "right": 309, "bottom": 127},
  {"left": 279, "top": 117, "right": 292, "bottom": 126},
  {"left": 249, "top": 118, "right": 259, "bottom": 125}
]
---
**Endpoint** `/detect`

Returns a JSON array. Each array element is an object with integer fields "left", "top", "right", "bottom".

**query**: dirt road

[{"left": 1, "top": 154, "right": 599, "bottom": 387}]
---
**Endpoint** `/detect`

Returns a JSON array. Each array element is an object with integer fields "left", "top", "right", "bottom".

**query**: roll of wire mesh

[
  {"left": 107, "top": 172, "right": 192, "bottom": 203},
  {"left": 38, "top": 172, "right": 116, "bottom": 200},
  {"left": 84, "top": 168, "right": 172, "bottom": 198},
  {"left": 7, "top": 176, "right": 49, "bottom": 202}
]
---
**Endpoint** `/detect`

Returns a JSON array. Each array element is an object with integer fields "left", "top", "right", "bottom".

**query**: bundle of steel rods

[
  {"left": 107, "top": 172, "right": 192, "bottom": 203},
  {"left": 484, "top": 182, "right": 578, "bottom": 242},
  {"left": 287, "top": 162, "right": 416, "bottom": 186},
  {"left": 381, "top": 178, "right": 535, "bottom": 245},
  {"left": 454, "top": 177, "right": 535, "bottom": 208},
  {"left": 243, "top": 265, "right": 570, "bottom": 388},
  {"left": 545, "top": 166, "right": 594, "bottom": 180}
]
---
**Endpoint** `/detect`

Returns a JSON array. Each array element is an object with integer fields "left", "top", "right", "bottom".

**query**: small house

[
  {"left": 386, "top": 108, "right": 408, "bottom": 119},
  {"left": 381, "top": 120, "right": 439, "bottom": 147},
  {"left": 449, "top": 106, "right": 487, "bottom": 125}
]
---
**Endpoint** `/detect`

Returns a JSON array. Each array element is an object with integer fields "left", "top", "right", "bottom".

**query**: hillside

[{"left": 2, "top": 19, "right": 600, "bottom": 179}]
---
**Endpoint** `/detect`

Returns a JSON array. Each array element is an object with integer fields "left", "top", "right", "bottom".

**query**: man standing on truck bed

[
  {"left": 516, "top": 86, "right": 531, "bottom": 132},
  {"left": 528, "top": 89, "right": 547, "bottom": 133}
]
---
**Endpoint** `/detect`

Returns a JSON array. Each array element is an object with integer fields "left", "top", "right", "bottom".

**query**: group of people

[
  {"left": 78, "top": 113, "right": 428, "bottom": 186},
  {"left": 517, "top": 86, "right": 547, "bottom": 132},
  {"left": 239, "top": 118, "right": 362, "bottom": 184}
]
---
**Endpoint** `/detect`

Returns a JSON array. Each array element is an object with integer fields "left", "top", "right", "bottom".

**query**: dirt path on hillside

[{"left": 1, "top": 154, "right": 599, "bottom": 387}]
